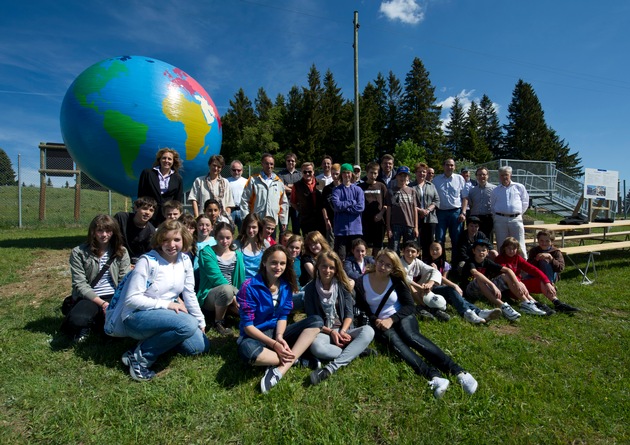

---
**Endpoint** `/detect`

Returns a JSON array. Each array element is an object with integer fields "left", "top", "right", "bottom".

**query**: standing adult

[
  {"left": 321, "top": 164, "right": 341, "bottom": 246},
  {"left": 376, "top": 154, "right": 396, "bottom": 190},
  {"left": 464, "top": 167, "right": 496, "bottom": 243},
  {"left": 240, "top": 153, "right": 289, "bottom": 233},
  {"left": 410, "top": 162, "right": 439, "bottom": 260},
  {"left": 426, "top": 167, "right": 435, "bottom": 182},
  {"left": 491, "top": 165, "right": 529, "bottom": 257},
  {"left": 316, "top": 155, "right": 334, "bottom": 188},
  {"left": 137, "top": 148, "right": 184, "bottom": 226},
  {"left": 227, "top": 160, "right": 248, "bottom": 231},
  {"left": 278, "top": 153, "right": 302, "bottom": 234},
  {"left": 358, "top": 161, "right": 388, "bottom": 255},
  {"left": 385, "top": 166, "right": 418, "bottom": 254},
  {"left": 188, "top": 155, "right": 234, "bottom": 218},
  {"left": 331, "top": 164, "right": 365, "bottom": 260},
  {"left": 290, "top": 162, "right": 326, "bottom": 236},
  {"left": 432, "top": 159, "right": 467, "bottom": 256}
]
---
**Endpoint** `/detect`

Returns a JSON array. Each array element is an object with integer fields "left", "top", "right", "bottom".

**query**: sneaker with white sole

[
  {"left": 464, "top": 309, "right": 485, "bottom": 324},
  {"left": 260, "top": 367, "right": 282, "bottom": 394},
  {"left": 477, "top": 308, "right": 502, "bottom": 322},
  {"left": 428, "top": 376, "right": 450, "bottom": 399},
  {"left": 520, "top": 301, "right": 546, "bottom": 316},
  {"left": 124, "top": 350, "right": 155, "bottom": 382},
  {"left": 501, "top": 303, "right": 521, "bottom": 320},
  {"left": 457, "top": 372, "right": 478, "bottom": 395}
]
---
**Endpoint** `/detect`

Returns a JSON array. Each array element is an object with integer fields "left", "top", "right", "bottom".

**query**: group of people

[{"left": 61, "top": 148, "right": 579, "bottom": 398}]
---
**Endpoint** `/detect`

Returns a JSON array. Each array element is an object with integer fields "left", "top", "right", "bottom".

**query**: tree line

[{"left": 220, "top": 57, "right": 582, "bottom": 177}]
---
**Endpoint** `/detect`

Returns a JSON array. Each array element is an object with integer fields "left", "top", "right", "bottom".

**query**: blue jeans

[
  {"left": 375, "top": 314, "right": 464, "bottom": 379},
  {"left": 123, "top": 309, "right": 210, "bottom": 367},
  {"left": 232, "top": 209, "right": 243, "bottom": 233},
  {"left": 432, "top": 285, "right": 479, "bottom": 316},
  {"left": 238, "top": 315, "right": 323, "bottom": 365},
  {"left": 388, "top": 224, "right": 414, "bottom": 254},
  {"left": 436, "top": 208, "right": 463, "bottom": 249}
]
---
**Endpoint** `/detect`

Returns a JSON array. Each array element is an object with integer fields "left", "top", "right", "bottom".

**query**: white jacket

[{"left": 239, "top": 173, "right": 289, "bottom": 225}]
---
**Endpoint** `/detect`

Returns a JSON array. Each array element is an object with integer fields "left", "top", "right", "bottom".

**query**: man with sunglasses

[{"left": 290, "top": 162, "right": 326, "bottom": 236}]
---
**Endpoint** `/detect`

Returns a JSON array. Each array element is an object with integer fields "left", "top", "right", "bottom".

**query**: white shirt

[
  {"left": 228, "top": 176, "right": 248, "bottom": 207},
  {"left": 491, "top": 181, "right": 529, "bottom": 215},
  {"left": 362, "top": 275, "right": 399, "bottom": 320},
  {"left": 316, "top": 173, "right": 333, "bottom": 186}
]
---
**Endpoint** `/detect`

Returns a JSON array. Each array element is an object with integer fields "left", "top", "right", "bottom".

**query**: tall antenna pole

[{"left": 353, "top": 11, "right": 360, "bottom": 165}]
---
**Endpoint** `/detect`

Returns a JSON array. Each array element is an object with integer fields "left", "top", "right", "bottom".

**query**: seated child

[
  {"left": 460, "top": 239, "right": 546, "bottom": 320},
  {"left": 343, "top": 238, "right": 374, "bottom": 281},
  {"left": 114, "top": 196, "right": 157, "bottom": 265},
  {"left": 279, "top": 230, "right": 293, "bottom": 247},
  {"left": 162, "top": 200, "right": 183, "bottom": 221},
  {"left": 203, "top": 198, "right": 231, "bottom": 232}
]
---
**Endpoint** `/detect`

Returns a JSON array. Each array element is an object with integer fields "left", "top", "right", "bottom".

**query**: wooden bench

[
  {"left": 560, "top": 241, "right": 630, "bottom": 284},
  {"left": 526, "top": 231, "right": 630, "bottom": 247}
]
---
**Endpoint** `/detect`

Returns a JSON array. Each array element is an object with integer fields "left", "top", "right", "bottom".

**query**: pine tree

[
  {"left": 254, "top": 87, "right": 273, "bottom": 121},
  {"left": 549, "top": 127, "right": 582, "bottom": 177},
  {"left": 478, "top": 94, "right": 504, "bottom": 159},
  {"left": 358, "top": 81, "right": 382, "bottom": 164},
  {"left": 221, "top": 88, "right": 257, "bottom": 163},
  {"left": 301, "top": 65, "right": 325, "bottom": 161},
  {"left": 0, "top": 148, "right": 17, "bottom": 186},
  {"left": 320, "top": 69, "right": 351, "bottom": 162},
  {"left": 383, "top": 71, "right": 403, "bottom": 158},
  {"left": 444, "top": 97, "right": 466, "bottom": 159},
  {"left": 503, "top": 80, "right": 553, "bottom": 160},
  {"left": 46, "top": 178, "right": 53, "bottom": 187},
  {"left": 400, "top": 58, "right": 445, "bottom": 167},
  {"left": 283, "top": 85, "right": 306, "bottom": 155},
  {"left": 461, "top": 102, "right": 492, "bottom": 164}
]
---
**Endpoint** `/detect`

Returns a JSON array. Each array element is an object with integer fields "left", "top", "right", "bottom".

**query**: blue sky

[{"left": 1, "top": 0, "right": 629, "bottom": 194}]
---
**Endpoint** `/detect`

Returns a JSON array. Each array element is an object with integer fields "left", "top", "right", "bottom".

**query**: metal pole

[
  {"left": 109, "top": 189, "right": 112, "bottom": 215},
  {"left": 353, "top": 10, "right": 360, "bottom": 166},
  {"left": 18, "top": 154, "right": 22, "bottom": 228}
]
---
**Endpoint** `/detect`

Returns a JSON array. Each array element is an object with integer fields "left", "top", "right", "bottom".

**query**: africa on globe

[{"left": 60, "top": 55, "right": 222, "bottom": 197}]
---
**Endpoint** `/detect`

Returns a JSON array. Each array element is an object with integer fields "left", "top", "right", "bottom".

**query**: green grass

[
  {"left": 0, "top": 227, "right": 629, "bottom": 444},
  {"left": 0, "top": 186, "right": 131, "bottom": 228}
]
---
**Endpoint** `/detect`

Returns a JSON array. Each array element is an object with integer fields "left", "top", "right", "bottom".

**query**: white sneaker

[
  {"left": 428, "top": 376, "right": 450, "bottom": 399},
  {"left": 520, "top": 301, "right": 546, "bottom": 316},
  {"left": 457, "top": 372, "right": 478, "bottom": 395},
  {"left": 477, "top": 308, "right": 502, "bottom": 322},
  {"left": 464, "top": 309, "right": 485, "bottom": 324},
  {"left": 501, "top": 303, "right": 521, "bottom": 320}
]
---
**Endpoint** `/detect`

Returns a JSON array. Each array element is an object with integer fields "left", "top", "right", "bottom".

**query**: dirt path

[{"left": 0, "top": 249, "right": 71, "bottom": 306}]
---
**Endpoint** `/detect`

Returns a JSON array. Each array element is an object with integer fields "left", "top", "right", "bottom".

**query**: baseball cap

[
  {"left": 396, "top": 166, "right": 410, "bottom": 176},
  {"left": 340, "top": 163, "right": 353, "bottom": 173},
  {"left": 467, "top": 216, "right": 481, "bottom": 225}
]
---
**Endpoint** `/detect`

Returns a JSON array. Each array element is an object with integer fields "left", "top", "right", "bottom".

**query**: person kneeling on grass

[
  {"left": 119, "top": 220, "right": 210, "bottom": 381},
  {"left": 303, "top": 251, "right": 375, "bottom": 385},
  {"left": 459, "top": 239, "right": 546, "bottom": 321},
  {"left": 237, "top": 245, "right": 323, "bottom": 394},
  {"left": 355, "top": 249, "right": 478, "bottom": 399}
]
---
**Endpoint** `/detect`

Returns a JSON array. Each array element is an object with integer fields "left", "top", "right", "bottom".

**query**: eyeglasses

[
  {"left": 376, "top": 260, "right": 393, "bottom": 270},
  {"left": 232, "top": 169, "right": 242, "bottom": 172},
  {"left": 302, "top": 171, "right": 314, "bottom": 175}
]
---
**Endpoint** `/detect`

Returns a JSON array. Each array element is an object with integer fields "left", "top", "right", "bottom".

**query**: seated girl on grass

[
  {"left": 300, "top": 231, "right": 332, "bottom": 287},
  {"left": 234, "top": 213, "right": 270, "bottom": 279},
  {"left": 237, "top": 245, "right": 323, "bottom": 394}
]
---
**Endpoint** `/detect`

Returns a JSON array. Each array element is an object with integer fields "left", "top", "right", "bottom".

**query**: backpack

[{"left": 104, "top": 253, "right": 159, "bottom": 337}]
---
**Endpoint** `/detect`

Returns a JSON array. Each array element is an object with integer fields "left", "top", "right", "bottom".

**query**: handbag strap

[
  {"left": 374, "top": 284, "right": 396, "bottom": 319},
  {"left": 90, "top": 254, "right": 116, "bottom": 288}
]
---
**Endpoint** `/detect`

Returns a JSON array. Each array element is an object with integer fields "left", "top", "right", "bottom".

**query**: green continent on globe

[
  {"left": 103, "top": 110, "right": 148, "bottom": 179},
  {"left": 73, "top": 61, "right": 129, "bottom": 110},
  {"left": 162, "top": 90, "right": 211, "bottom": 160}
]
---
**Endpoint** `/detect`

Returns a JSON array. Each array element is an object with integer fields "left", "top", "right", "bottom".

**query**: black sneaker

[
  {"left": 124, "top": 351, "right": 155, "bottom": 382},
  {"left": 213, "top": 320, "right": 232, "bottom": 336},
  {"left": 416, "top": 307, "right": 436, "bottom": 321},
  {"left": 534, "top": 301, "right": 556, "bottom": 315},
  {"left": 429, "top": 308, "right": 451, "bottom": 322},
  {"left": 73, "top": 328, "right": 91, "bottom": 344},
  {"left": 554, "top": 300, "right": 580, "bottom": 313},
  {"left": 359, "top": 347, "right": 378, "bottom": 358},
  {"left": 260, "top": 367, "right": 282, "bottom": 394},
  {"left": 296, "top": 357, "right": 322, "bottom": 370},
  {"left": 310, "top": 367, "right": 332, "bottom": 386}
]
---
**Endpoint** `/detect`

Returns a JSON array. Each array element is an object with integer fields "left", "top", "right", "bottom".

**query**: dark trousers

[
  {"left": 61, "top": 296, "right": 111, "bottom": 335},
  {"left": 334, "top": 234, "right": 362, "bottom": 261},
  {"left": 374, "top": 314, "right": 464, "bottom": 380},
  {"left": 418, "top": 222, "right": 437, "bottom": 260}
]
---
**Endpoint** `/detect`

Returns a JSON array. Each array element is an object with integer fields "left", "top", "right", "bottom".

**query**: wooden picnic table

[{"left": 524, "top": 220, "right": 630, "bottom": 247}]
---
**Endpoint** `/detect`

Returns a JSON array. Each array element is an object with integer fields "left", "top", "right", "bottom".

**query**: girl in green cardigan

[{"left": 198, "top": 222, "right": 245, "bottom": 336}]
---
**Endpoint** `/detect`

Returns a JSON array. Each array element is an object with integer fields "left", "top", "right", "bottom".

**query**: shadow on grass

[
  {"left": 0, "top": 235, "right": 85, "bottom": 250},
  {"left": 561, "top": 251, "right": 630, "bottom": 281}
]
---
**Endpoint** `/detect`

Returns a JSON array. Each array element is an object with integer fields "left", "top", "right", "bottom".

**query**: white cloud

[{"left": 379, "top": 0, "right": 426, "bottom": 25}]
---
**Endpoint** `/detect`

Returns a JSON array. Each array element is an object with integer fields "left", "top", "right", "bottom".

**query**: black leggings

[{"left": 61, "top": 296, "right": 111, "bottom": 335}]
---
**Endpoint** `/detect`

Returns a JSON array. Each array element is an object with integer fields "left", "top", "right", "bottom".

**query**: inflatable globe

[{"left": 60, "top": 55, "right": 221, "bottom": 197}]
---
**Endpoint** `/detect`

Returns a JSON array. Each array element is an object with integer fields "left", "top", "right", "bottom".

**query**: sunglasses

[{"left": 302, "top": 171, "right": 314, "bottom": 175}]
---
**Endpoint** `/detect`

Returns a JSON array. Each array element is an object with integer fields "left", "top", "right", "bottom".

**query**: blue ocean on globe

[{"left": 60, "top": 55, "right": 222, "bottom": 197}]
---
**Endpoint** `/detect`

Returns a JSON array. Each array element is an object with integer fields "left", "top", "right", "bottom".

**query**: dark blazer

[{"left": 137, "top": 168, "right": 184, "bottom": 223}]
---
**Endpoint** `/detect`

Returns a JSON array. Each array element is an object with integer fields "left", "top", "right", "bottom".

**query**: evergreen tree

[
  {"left": 221, "top": 88, "right": 257, "bottom": 163},
  {"left": 320, "top": 69, "right": 351, "bottom": 162},
  {"left": 283, "top": 85, "right": 306, "bottom": 155},
  {"left": 383, "top": 71, "right": 403, "bottom": 158},
  {"left": 400, "top": 58, "right": 445, "bottom": 167},
  {"left": 549, "top": 127, "right": 582, "bottom": 177},
  {"left": 478, "top": 94, "right": 504, "bottom": 159},
  {"left": 254, "top": 87, "right": 273, "bottom": 121},
  {"left": 444, "top": 97, "right": 466, "bottom": 159},
  {"left": 302, "top": 64, "right": 324, "bottom": 161},
  {"left": 0, "top": 148, "right": 17, "bottom": 185},
  {"left": 358, "top": 81, "right": 382, "bottom": 164},
  {"left": 46, "top": 178, "right": 53, "bottom": 187},
  {"left": 461, "top": 102, "right": 493, "bottom": 164},
  {"left": 503, "top": 79, "right": 553, "bottom": 160}
]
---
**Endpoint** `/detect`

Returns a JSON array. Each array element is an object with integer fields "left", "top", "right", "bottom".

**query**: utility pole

[{"left": 353, "top": 10, "right": 360, "bottom": 165}]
